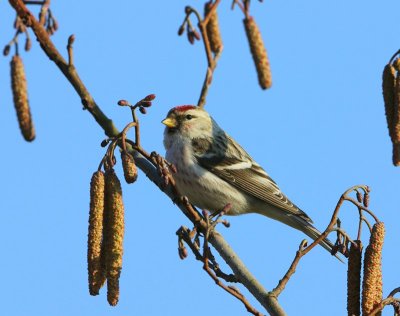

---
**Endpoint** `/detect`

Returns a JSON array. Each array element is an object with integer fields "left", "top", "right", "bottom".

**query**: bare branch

[
  {"left": 272, "top": 239, "right": 308, "bottom": 297},
  {"left": 367, "top": 287, "right": 400, "bottom": 316},
  {"left": 180, "top": 2, "right": 223, "bottom": 108}
]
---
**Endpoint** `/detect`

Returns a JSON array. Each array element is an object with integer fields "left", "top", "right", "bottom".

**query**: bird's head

[{"left": 162, "top": 105, "right": 214, "bottom": 140}]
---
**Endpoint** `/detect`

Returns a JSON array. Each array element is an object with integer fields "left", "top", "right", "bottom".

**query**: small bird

[{"left": 162, "top": 105, "right": 334, "bottom": 254}]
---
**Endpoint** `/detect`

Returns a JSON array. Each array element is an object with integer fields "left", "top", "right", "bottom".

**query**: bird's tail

[{"left": 286, "top": 215, "right": 343, "bottom": 262}]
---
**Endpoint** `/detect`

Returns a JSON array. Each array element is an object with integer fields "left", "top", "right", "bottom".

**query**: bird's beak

[{"left": 162, "top": 117, "right": 177, "bottom": 128}]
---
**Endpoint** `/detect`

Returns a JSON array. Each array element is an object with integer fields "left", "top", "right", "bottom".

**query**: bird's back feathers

[{"left": 191, "top": 130, "right": 313, "bottom": 223}]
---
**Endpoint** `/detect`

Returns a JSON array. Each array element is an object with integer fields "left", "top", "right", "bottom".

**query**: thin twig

[
  {"left": 177, "top": 226, "right": 238, "bottom": 283},
  {"left": 38, "top": 0, "right": 50, "bottom": 25},
  {"left": 67, "top": 34, "right": 74, "bottom": 67},
  {"left": 120, "top": 122, "right": 137, "bottom": 152},
  {"left": 183, "top": 2, "right": 223, "bottom": 108},
  {"left": 331, "top": 227, "right": 354, "bottom": 246},
  {"left": 356, "top": 206, "right": 363, "bottom": 241},
  {"left": 271, "top": 185, "right": 375, "bottom": 297},
  {"left": 272, "top": 239, "right": 308, "bottom": 297},
  {"left": 201, "top": 216, "right": 263, "bottom": 316},
  {"left": 343, "top": 197, "right": 380, "bottom": 223},
  {"left": 197, "top": 49, "right": 222, "bottom": 108},
  {"left": 131, "top": 108, "right": 140, "bottom": 147},
  {"left": 366, "top": 287, "right": 400, "bottom": 316},
  {"left": 203, "top": 257, "right": 263, "bottom": 316},
  {"left": 24, "top": 0, "right": 45, "bottom": 5}
]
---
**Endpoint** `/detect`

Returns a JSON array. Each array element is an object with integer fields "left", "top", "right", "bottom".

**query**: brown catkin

[
  {"left": 362, "top": 222, "right": 385, "bottom": 316},
  {"left": 88, "top": 171, "right": 106, "bottom": 295},
  {"left": 11, "top": 55, "right": 35, "bottom": 141},
  {"left": 347, "top": 240, "right": 363, "bottom": 316},
  {"left": 393, "top": 72, "right": 400, "bottom": 166},
  {"left": 243, "top": 16, "right": 272, "bottom": 90},
  {"left": 382, "top": 64, "right": 396, "bottom": 140},
  {"left": 121, "top": 151, "right": 138, "bottom": 184},
  {"left": 104, "top": 169, "right": 125, "bottom": 306},
  {"left": 204, "top": 1, "right": 223, "bottom": 54}
]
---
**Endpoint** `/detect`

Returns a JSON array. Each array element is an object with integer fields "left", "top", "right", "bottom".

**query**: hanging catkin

[
  {"left": 88, "top": 170, "right": 106, "bottom": 295},
  {"left": 361, "top": 222, "right": 385, "bottom": 316},
  {"left": 347, "top": 240, "right": 362, "bottom": 316},
  {"left": 121, "top": 151, "right": 138, "bottom": 184},
  {"left": 393, "top": 67, "right": 400, "bottom": 166},
  {"left": 243, "top": 16, "right": 272, "bottom": 90},
  {"left": 382, "top": 63, "right": 396, "bottom": 140},
  {"left": 104, "top": 169, "right": 125, "bottom": 306},
  {"left": 204, "top": 1, "right": 223, "bottom": 54},
  {"left": 10, "top": 55, "right": 35, "bottom": 141}
]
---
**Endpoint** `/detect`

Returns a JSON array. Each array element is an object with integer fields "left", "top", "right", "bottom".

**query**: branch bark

[{"left": 8, "top": 0, "right": 286, "bottom": 314}]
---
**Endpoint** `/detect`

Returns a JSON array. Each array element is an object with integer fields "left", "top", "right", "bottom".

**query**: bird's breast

[{"left": 165, "top": 141, "right": 249, "bottom": 214}]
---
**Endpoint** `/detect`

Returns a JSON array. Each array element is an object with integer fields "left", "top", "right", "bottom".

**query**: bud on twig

[
  {"left": 117, "top": 99, "right": 130, "bottom": 106},
  {"left": 68, "top": 34, "right": 75, "bottom": 46},
  {"left": 11, "top": 55, "right": 35, "bottom": 141},
  {"left": 178, "top": 246, "right": 188, "bottom": 260},
  {"left": 53, "top": 19, "right": 59, "bottom": 31},
  {"left": 347, "top": 241, "right": 362, "bottom": 316},
  {"left": 193, "top": 30, "right": 201, "bottom": 41},
  {"left": 204, "top": 1, "right": 223, "bottom": 54},
  {"left": 88, "top": 171, "right": 106, "bottom": 295},
  {"left": 243, "top": 16, "right": 272, "bottom": 90},
  {"left": 356, "top": 191, "right": 362, "bottom": 203},
  {"left": 178, "top": 24, "right": 185, "bottom": 36},
  {"left": 140, "top": 101, "right": 152, "bottom": 108},
  {"left": 144, "top": 94, "right": 156, "bottom": 101},
  {"left": 362, "top": 222, "right": 385, "bottom": 316},
  {"left": 187, "top": 31, "right": 195, "bottom": 44},
  {"left": 104, "top": 169, "right": 125, "bottom": 306},
  {"left": 24, "top": 38, "right": 32, "bottom": 52},
  {"left": 363, "top": 193, "right": 369, "bottom": 208},
  {"left": 101, "top": 139, "right": 110, "bottom": 147},
  {"left": 121, "top": 151, "right": 138, "bottom": 184},
  {"left": 3, "top": 45, "right": 11, "bottom": 56}
]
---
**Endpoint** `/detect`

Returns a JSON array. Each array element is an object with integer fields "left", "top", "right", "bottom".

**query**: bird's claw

[{"left": 150, "top": 151, "right": 175, "bottom": 187}]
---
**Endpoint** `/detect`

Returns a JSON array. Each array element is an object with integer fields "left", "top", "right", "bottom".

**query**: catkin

[
  {"left": 121, "top": 151, "right": 138, "bottom": 184},
  {"left": 347, "top": 240, "right": 362, "bottom": 316},
  {"left": 204, "top": 1, "right": 223, "bottom": 54},
  {"left": 393, "top": 72, "right": 400, "bottom": 166},
  {"left": 243, "top": 16, "right": 272, "bottom": 90},
  {"left": 362, "top": 222, "right": 385, "bottom": 316},
  {"left": 104, "top": 169, "right": 125, "bottom": 306},
  {"left": 382, "top": 64, "right": 396, "bottom": 140},
  {"left": 10, "top": 55, "right": 35, "bottom": 141},
  {"left": 88, "top": 171, "right": 106, "bottom": 295}
]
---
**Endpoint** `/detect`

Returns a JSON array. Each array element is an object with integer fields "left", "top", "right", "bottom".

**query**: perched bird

[{"left": 162, "top": 105, "right": 334, "bottom": 254}]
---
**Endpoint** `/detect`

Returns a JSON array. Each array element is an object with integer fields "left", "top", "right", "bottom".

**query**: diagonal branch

[
  {"left": 9, "top": 0, "right": 119, "bottom": 137},
  {"left": 8, "top": 0, "right": 286, "bottom": 315}
]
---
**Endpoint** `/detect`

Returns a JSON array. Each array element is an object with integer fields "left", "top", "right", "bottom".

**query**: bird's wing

[{"left": 191, "top": 133, "right": 312, "bottom": 223}]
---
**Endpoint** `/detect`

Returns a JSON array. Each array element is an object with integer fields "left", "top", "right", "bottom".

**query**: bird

[{"left": 162, "top": 105, "right": 335, "bottom": 254}]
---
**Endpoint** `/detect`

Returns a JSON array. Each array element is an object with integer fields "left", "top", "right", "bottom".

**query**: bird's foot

[
  {"left": 150, "top": 151, "right": 176, "bottom": 188},
  {"left": 208, "top": 203, "right": 232, "bottom": 228}
]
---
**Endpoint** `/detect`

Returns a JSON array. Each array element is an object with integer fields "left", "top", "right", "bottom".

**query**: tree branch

[{"left": 9, "top": 0, "right": 118, "bottom": 137}]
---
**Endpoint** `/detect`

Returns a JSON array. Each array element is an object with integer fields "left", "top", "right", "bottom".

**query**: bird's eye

[{"left": 186, "top": 114, "right": 193, "bottom": 120}]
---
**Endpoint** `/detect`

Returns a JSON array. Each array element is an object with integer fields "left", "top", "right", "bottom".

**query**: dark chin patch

[{"left": 167, "top": 127, "right": 178, "bottom": 134}]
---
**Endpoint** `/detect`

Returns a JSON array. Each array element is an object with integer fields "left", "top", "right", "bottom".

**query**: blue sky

[{"left": 0, "top": 1, "right": 399, "bottom": 315}]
